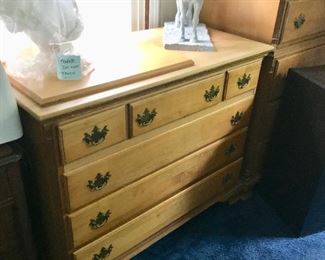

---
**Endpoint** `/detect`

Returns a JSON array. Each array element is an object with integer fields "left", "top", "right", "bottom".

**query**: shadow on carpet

[{"left": 133, "top": 193, "right": 325, "bottom": 260}]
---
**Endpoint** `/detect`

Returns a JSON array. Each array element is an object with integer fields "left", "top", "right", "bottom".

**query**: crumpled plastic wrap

[{"left": 0, "top": 0, "right": 91, "bottom": 79}]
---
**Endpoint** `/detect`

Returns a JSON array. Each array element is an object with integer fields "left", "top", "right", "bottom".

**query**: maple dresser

[
  {"left": 9, "top": 28, "right": 272, "bottom": 259},
  {"left": 201, "top": 0, "right": 325, "bottom": 179}
]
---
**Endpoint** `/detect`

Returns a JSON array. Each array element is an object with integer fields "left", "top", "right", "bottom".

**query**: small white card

[{"left": 56, "top": 55, "right": 81, "bottom": 80}]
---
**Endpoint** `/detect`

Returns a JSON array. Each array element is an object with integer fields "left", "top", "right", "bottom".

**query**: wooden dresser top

[{"left": 10, "top": 28, "right": 273, "bottom": 121}]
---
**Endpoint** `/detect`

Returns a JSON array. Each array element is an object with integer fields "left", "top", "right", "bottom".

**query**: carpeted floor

[{"left": 133, "top": 193, "right": 325, "bottom": 260}]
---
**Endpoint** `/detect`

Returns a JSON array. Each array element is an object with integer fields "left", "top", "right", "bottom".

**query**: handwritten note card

[{"left": 56, "top": 55, "right": 81, "bottom": 80}]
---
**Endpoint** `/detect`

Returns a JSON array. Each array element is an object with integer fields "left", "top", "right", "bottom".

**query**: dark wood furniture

[
  {"left": 0, "top": 144, "right": 36, "bottom": 260},
  {"left": 259, "top": 65, "right": 325, "bottom": 236}
]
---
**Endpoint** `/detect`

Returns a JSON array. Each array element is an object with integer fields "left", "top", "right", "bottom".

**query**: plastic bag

[{"left": 0, "top": 0, "right": 91, "bottom": 80}]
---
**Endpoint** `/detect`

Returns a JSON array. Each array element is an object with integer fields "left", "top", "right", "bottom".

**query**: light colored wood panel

[
  {"left": 200, "top": 0, "right": 280, "bottom": 44},
  {"left": 280, "top": 0, "right": 325, "bottom": 44},
  {"left": 65, "top": 127, "right": 247, "bottom": 212},
  {"left": 64, "top": 91, "right": 255, "bottom": 172},
  {"left": 67, "top": 130, "right": 247, "bottom": 247},
  {"left": 63, "top": 95, "right": 254, "bottom": 210},
  {"left": 7, "top": 44, "right": 194, "bottom": 106},
  {"left": 73, "top": 159, "right": 242, "bottom": 259},
  {"left": 10, "top": 28, "right": 273, "bottom": 121},
  {"left": 130, "top": 73, "right": 225, "bottom": 136},
  {"left": 271, "top": 44, "right": 325, "bottom": 100},
  {"left": 58, "top": 105, "right": 127, "bottom": 163},
  {"left": 225, "top": 60, "right": 262, "bottom": 100}
]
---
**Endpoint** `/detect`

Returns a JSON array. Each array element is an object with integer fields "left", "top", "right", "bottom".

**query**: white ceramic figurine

[
  {"left": 0, "top": 0, "right": 83, "bottom": 53},
  {"left": 175, "top": 0, "right": 204, "bottom": 43}
]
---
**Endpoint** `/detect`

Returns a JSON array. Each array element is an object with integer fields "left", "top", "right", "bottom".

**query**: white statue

[
  {"left": 0, "top": 0, "right": 83, "bottom": 53},
  {"left": 175, "top": 0, "right": 204, "bottom": 43},
  {"left": 0, "top": 0, "right": 85, "bottom": 77}
]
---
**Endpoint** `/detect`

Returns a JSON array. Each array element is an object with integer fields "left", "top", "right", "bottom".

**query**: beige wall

[{"left": 159, "top": 0, "right": 177, "bottom": 25}]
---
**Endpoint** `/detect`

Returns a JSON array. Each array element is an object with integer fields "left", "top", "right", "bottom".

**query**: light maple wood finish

[
  {"left": 63, "top": 91, "right": 255, "bottom": 173},
  {"left": 201, "top": 0, "right": 325, "bottom": 46},
  {"left": 67, "top": 130, "right": 247, "bottom": 247},
  {"left": 9, "top": 29, "right": 273, "bottom": 121},
  {"left": 279, "top": 0, "right": 325, "bottom": 45},
  {"left": 73, "top": 159, "right": 242, "bottom": 260},
  {"left": 200, "top": 0, "right": 280, "bottom": 44},
  {"left": 271, "top": 44, "right": 325, "bottom": 100},
  {"left": 130, "top": 73, "right": 225, "bottom": 137},
  {"left": 58, "top": 105, "right": 127, "bottom": 163},
  {"left": 7, "top": 45, "right": 194, "bottom": 106},
  {"left": 10, "top": 27, "right": 273, "bottom": 259},
  {"left": 224, "top": 60, "right": 262, "bottom": 100},
  {"left": 200, "top": 0, "right": 325, "bottom": 181},
  {"left": 63, "top": 95, "right": 253, "bottom": 212},
  {"left": 65, "top": 126, "right": 247, "bottom": 212}
]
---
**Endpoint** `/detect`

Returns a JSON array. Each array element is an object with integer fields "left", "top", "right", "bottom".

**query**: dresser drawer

[
  {"left": 280, "top": 0, "right": 325, "bottom": 44},
  {"left": 271, "top": 44, "right": 325, "bottom": 100},
  {"left": 73, "top": 159, "right": 242, "bottom": 259},
  {"left": 67, "top": 129, "right": 247, "bottom": 247},
  {"left": 130, "top": 73, "right": 225, "bottom": 136},
  {"left": 63, "top": 96, "right": 253, "bottom": 212},
  {"left": 224, "top": 61, "right": 262, "bottom": 100},
  {"left": 58, "top": 106, "right": 127, "bottom": 163}
]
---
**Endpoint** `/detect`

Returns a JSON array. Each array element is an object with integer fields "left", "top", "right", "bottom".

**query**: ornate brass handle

[
  {"left": 294, "top": 14, "right": 305, "bottom": 29},
  {"left": 136, "top": 108, "right": 157, "bottom": 127},
  {"left": 231, "top": 112, "right": 244, "bottom": 126},
  {"left": 83, "top": 125, "right": 109, "bottom": 146},
  {"left": 93, "top": 244, "right": 113, "bottom": 260},
  {"left": 87, "top": 172, "right": 111, "bottom": 191},
  {"left": 222, "top": 173, "right": 232, "bottom": 184},
  {"left": 237, "top": 73, "right": 251, "bottom": 89},
  {"left": 225, "top": 143, "right": 237, "bottom": 156},
  {"left": 89, "top": 210, "right": 111, "bottom": 229},
  {"left": 204, "top": 85, "right": 220, "bottom": 102}
]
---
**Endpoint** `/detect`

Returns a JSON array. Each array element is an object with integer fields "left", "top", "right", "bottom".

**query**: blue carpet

[{"left": 133, "top": 194, "right": 325, "bottom": 260}]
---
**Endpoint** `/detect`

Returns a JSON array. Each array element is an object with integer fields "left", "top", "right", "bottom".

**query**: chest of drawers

[
  {"left": 10, "top": 28, "right": 272, "bottom": 259},
  {"left": 201, "top": 0, "right": 325, "bottom": 179}
]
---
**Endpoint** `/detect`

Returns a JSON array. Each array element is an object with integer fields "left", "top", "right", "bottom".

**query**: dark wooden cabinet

[
  {"left": 259, "top": 65, "right": 325, "bottom": 236},
  {"left": 0, "top": 144, "right": 36, "bottom": 260}
]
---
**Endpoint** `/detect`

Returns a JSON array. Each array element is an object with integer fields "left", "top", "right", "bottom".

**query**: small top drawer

[
  {"left": 130, "top": 73, "right": 225, "bottom": 137},
  {"left": 58, "top": 106, "right": 127, "bottom": 163},
  {"left": 224, "top": 61, "right": 262, "bottom": 100},
  {"left": 280, "top": 0, "right": 325, "bottom": 44}
]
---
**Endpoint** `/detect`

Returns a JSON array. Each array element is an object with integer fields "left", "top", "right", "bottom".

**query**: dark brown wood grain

[{"left": 0, "top": 144, "right": 36, "bottom": 260}]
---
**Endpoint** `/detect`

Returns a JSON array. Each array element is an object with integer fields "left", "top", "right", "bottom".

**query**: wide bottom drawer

[
  {"left": 73, "top": 159, "right": 242, "bottom": 260},
  {"left": 68, "top": 129, "right": 247, "bottom": 248}
]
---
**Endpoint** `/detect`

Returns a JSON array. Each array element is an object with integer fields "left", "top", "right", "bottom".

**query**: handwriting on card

[{"left": 56, "top": 55, "right": 81, "bottom": 80}]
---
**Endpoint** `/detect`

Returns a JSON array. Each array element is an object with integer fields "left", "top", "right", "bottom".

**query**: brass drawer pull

[
  {"left": 136, "top": 108, "right": 157, "bottom": 127},
  {"left": 87, "top": 172, "right": 111, "bottom": 191},
  {"left": 83, "top": 125, "right": 109, "bottom": 146},
  {"left": 294, "top": 14, "right": 305, "bottom": 29},
  {"left": 93, "top": 244, "right": 113, "bottom": 260},
  {"left": 237, "top": 73, "right": 251, "bottom": 89},
  {"left": 89, "top": 210, "right": 111, "bottom": 229},
  {"left": 222, "top": 173, "right": 232, "bottom": 184},
  {"left": 231, "top": 112, "right": 244, "bottom": 126},
  {"left": 204, "top": 85, "right": 220, "bottom": 102},
  {"left": 225, "top": 143, "right": 237, "bottom": 156}
]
